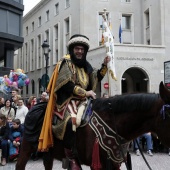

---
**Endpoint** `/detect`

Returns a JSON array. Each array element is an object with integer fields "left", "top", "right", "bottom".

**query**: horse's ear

[{"left": 159, "top": 81, "right": 170, "bottom": 103}]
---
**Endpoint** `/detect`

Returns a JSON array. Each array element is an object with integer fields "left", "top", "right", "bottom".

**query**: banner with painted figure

[
  {"left": 102, "top": 9, "right": 117, "bottom": 95},
  {"left": 0, "top": 69, "right": 30, "bottom": 94}
]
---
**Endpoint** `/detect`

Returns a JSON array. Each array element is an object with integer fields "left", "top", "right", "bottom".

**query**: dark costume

[
  {"left": 0, "top": 122, "right": 10, "bottom": 161},
  {"left": 52, "top": 34, "right": 108, "bottom": 169},
  {"left": 52, "top": 54, "right": 107, "bottom": 138},
  {"left": 38, "top": 34, "right": 108, "bottom": 170}
]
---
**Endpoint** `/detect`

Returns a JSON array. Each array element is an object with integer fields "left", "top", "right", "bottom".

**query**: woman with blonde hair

[{"left": 27, "top": 96, "right": 37, "bottom": 110}]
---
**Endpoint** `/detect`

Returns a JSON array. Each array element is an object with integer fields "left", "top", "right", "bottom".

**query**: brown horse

[{"left": 16, "top": 82, "right": 170, "bottom": 170}]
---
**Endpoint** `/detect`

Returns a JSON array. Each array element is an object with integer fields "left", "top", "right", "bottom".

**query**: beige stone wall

[{"left": 15, "top": 0, "right": 170, "bottom": 97}]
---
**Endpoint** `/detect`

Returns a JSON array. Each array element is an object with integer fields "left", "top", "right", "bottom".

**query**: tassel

[{"left": 91, "top": 138, "right": 102, "bottom": 170}]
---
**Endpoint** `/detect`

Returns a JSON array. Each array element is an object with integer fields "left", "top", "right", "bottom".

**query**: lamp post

[{"left": 42, "top": 40, "right": 50, "bottom": 90}]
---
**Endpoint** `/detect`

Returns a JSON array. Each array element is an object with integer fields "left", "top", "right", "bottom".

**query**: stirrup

[
  {"left": 69, "top": 159, "right": 81, "bottom": 170},
  {"left": 64, "top": 148, "right": 82, "bottom": 170},
  {"left": 62, "top": 157, "right": 81, "bottom": 170}
]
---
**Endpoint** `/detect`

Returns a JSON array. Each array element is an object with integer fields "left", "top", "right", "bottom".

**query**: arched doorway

[{"left": 121, "top": 67, "right": 149, "bottom": 94}]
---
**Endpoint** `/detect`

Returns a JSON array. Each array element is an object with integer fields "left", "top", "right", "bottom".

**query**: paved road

[{"left": 1, "top": 152, "right": 170, "bottom": 170}]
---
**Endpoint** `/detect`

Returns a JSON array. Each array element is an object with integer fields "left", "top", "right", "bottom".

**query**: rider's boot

[{"left": 64, "top": 148, "right": 81, "bottom": 170}]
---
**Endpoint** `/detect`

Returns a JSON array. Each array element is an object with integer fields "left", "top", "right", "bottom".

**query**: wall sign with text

[{"left": 164, "top": 61, "right": 170, "bottom": 90}]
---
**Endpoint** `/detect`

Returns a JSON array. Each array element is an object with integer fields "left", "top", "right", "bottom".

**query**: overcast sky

[{"left": 23, "top": 0, "right": 41, "bottom": 16}]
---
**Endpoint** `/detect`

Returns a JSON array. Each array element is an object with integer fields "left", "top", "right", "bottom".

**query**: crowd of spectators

[
  {"left": 0, "top": 89, "right": 49, "bottom": 166},
  {"left": 0, "top": 90, "right": 169, "bottom": 166}
]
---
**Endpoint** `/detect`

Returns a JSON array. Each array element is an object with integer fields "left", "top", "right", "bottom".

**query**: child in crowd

[
  {"left": 7, "top": 117, "right": 13, "bottom": 127},
  {"left": 8, "top": 119, "right": 24, "bottom": 160}
]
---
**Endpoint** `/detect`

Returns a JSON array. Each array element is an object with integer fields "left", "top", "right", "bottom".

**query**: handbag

[{"left": 7, "top": 107, "right": 12, "bottom": 117}]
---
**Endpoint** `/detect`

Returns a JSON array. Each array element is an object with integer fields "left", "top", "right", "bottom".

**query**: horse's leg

[
  {"left": 15, "top": 137, "right": 34, "bottom": 170},
  {"left": 43, "top": 148, "right": 54, "bottom": 170}
]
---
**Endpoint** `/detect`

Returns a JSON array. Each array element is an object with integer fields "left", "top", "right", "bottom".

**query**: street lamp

[{"left": 42, "top": 40, "right": 51, "bottom": 90}]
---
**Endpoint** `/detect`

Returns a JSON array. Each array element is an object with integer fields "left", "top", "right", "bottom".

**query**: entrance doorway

[{"left": 121, "top": 67, "right": 149, "bottom": 94}]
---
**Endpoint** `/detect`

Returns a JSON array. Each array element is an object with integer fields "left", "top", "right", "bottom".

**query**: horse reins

[{"left": 135, "top": 139, "right": 152, "bottom": 170}]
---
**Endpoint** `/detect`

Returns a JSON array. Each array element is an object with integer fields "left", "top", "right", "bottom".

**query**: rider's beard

[{"left": 70, "top": 50, "right": 87, "bottom": 68}]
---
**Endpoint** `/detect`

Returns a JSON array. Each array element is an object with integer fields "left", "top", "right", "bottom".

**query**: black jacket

[{"left": 0, "top": 122, "right": 10, "bottom": 140}]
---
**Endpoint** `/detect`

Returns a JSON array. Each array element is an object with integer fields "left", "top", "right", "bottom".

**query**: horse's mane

[{"left": 92, "top": 93, "right": 159, "bottom": 114}]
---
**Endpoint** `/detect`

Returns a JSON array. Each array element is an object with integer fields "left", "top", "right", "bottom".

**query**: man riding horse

[{"left": 38, "top": 34, "right": 110, "bottom": 170}]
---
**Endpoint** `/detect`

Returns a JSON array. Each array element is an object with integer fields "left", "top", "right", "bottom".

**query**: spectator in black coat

[{"left": 0, "top": 113, "right": 10, "bottom": 166}]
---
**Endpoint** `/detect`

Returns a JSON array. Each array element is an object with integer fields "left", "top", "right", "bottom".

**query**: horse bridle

[{"left": 160, "top": 104, "right": 170, "bottom": 119}]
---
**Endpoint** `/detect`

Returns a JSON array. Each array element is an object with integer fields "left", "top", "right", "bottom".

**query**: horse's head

[
  {"left": 155, "top": 81, "right": 170, "bottom": 147},
  {"left": 159, "top": 81, "right": 170, "bottom": 104}
]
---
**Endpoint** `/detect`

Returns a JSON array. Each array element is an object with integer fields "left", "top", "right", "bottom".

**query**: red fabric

[
  {"left": 9, "top": 137, "right": 20, "bottom": 160},
  {"left": 91, "top": 138, "right": 102, "bottom": 170}
]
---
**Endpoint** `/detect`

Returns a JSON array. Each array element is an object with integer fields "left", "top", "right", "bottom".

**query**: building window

[
  {"left": 30, "top": 39, "right": 34, "bottom": 70},
  {"left": 25, "top": 43, "right": 28, "bottom": 72},
  {"left": 56, "top": 49, "right": 59, "bottom": 63},
  {"left": 99, "top": 14, "right": 103, "bottom": 29},
  {"left": 45, "top": 29, "right": 50, "bottom": 43},
  {"left": 38, "top": 16, "right": 41, "bottom": 27},
  {"left": 32, "top": 22, "right": 34, "bottom": 31},
  {"left": 31, "top": 80, "right": 35, "bottom": 94},
  {"left": 54, "top": 25, "right": 58, "bottom": 40},
  {"left": 38, "top": 78, "right": 41, "bottom": 94},
  {"left": 46, "top": 10, "right": 49, "bottom": 21},
  {"left": 122, "top": 15, "right": 131, "bottom": 30},
  {"left": 55, "top": 3, "right": 59, "bottom": 15},
  {"left": 37, "top": 34, "right": 42, "bottom": 68},
  {"left": 65, "top": 18, "right": 70, "bottom": 53},
  {"left": 26, "top": 26, "right": 28, "bottom": 35},
  {"left": 145, "top": 9, "right": 150, "bottom": 27},
  {"left": 54, "top": 24, "right": 59, "bottom": 63},
  {"left": 145, "top": 9, "right": 150, "bottom": 45},
  {"left": 65, "top": 19, "right": 69, "bottom": 34},
  {"left": 45, "top": 30, "right": 50, "bottom": 66},
  {"left": 19, "top": 48, "right": 22, "bottom": 69},
  {"left": 66, "top": 0, "right": 70, "bottom": 8},
  {"left": 147, "top": 40, "right": 150, "bottom": 45}
]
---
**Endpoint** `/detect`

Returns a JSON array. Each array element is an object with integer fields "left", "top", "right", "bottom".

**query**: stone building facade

[{"left": 15, "top": 0, "right": 169, "bottom": 98}]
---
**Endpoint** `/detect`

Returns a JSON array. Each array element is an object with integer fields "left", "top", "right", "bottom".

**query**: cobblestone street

[{"left": 1, "top": 152, "right": 170, "bottom": 170}]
